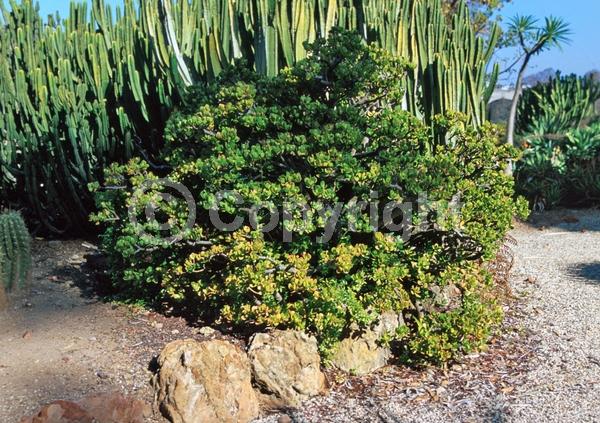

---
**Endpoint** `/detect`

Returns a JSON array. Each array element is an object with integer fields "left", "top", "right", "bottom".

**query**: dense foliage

[
  {"left": 515, "top": 74, "right": 600, "bottom": 208},
  {"left": 517, "top": 73, "right": 600, "bottom": 137},
  {"left": 1, "top": 0, "right": 499, "bottom": 234},
  {"left": 516, "top": 123, "right": 600, "bottom": 208},
  {"left": 93, "top": 31, "right": 527, "bottom": 362}
]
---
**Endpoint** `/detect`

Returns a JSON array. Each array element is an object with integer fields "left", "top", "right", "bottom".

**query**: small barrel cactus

[{"left": 0, "top": 210, "right": 32, "bottom": 292}]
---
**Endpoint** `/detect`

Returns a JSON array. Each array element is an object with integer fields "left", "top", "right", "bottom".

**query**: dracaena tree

[{"left": 505, "top": 15, "right": 571, "bottom": 157}]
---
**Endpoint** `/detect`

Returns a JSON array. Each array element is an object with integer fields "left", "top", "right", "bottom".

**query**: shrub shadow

[
  {"left": 525, "top": 208, "right": 600, "bottom": 233},
  {"left": 50, "top": 264, "right": 100, "bottom": 300},
  {"left": 567, "top": 262, "right": 600, "bottom": 286}
]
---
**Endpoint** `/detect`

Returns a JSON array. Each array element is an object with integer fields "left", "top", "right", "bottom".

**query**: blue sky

[
  {"left": 36, "top": 0, "right": 599, "bottom": 80},
  {"left": 494, "top": 0, "right": 600, "bottom": 82},
  {"left": 37, "top": 0, "right": 120, "bottom": 17}
]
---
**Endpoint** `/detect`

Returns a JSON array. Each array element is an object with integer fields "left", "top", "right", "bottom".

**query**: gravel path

[
  {"left": 1, "top": 210, "right": 599, "bottom": 422},
  {"left": 505, "top": 210, "right": 600, "bottom": 422},
  {"left": 258, "top": 209, "right": 600, "bottom": 423}
]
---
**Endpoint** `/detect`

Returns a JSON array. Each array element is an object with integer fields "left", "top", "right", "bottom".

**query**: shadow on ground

[
  {"left": 567, "top": 262, "right": 600, "bottom": 286},
  {"left": 525, "top": 208, "right": 600, "bottom": 232}
]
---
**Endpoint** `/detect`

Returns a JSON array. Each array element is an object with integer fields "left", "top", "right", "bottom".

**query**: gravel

[
  {"left": 3, "top": 209, "right": 599, "bottom": 422},
  {"left": 505, "top": 209, "right": 600, "bottom": 422},
  {"left": 255, "top": 209, "right": 600, "bottom": 423}
]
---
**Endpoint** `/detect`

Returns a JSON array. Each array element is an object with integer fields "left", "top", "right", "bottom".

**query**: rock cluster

[
  {"left": 153, "top": 318, "right": 408, "bottom": 422},
  {"left": 248, "top": 330, "right": 326, "bottom": 409},
  {"left": 330, "top": 312, "right": 403, "bottom": 375},
  {"left": 154, "top": 331, "right": 327, "bottom": 422},
  {"left": 22, "top": 324, "right": 399, "bottom": 423}
]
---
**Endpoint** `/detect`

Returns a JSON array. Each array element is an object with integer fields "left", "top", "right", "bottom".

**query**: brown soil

[
  {"left": 0, "top": 240, "right": 211, "bottom": 422},
  {"left": 0, "top": 238, "right": 533, "bottom": 423}
]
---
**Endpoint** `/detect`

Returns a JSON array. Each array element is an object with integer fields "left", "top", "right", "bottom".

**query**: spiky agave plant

[{"left": 0, "top": 210, "right": 32, "bottom": 293}]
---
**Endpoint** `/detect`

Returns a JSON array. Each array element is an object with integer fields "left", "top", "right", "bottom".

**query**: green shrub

[
  {"left": 0, "top": 210, "right": 32, "bottom": 292},
  {"left": 516, "top": 123, "right": 600, "bottom": 208},
  {"left": 405, "top": 262, "right": 503, "bottom": 363},
  {"left": 93, "top": 30, "right": 527, "bottom": 361}
]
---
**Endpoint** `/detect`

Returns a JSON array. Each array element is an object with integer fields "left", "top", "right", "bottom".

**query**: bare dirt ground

[
  {"left": 0, "top": 241, "right": 202, "bottom": 422},
  {"left": 1, "top": 209, "right": 599, "bottom": 423}
]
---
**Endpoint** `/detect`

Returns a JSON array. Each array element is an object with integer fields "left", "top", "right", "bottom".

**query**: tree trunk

[{"left": 506, "top": 54, "right": 532, "bottom": 174}]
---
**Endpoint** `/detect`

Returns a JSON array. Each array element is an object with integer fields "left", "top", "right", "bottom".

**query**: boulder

[
  {"left": 372, "top": 312, "right": 404, "bottom": 337},
  {"left": 330, "top": 331, "right": 389, "bottom": 376},
  {"left": 19, "top": 393, "right": 150, "bottom": 423},
  {"left": 330, "top": 312, "right": 403, "bottom": 376},
  {"left": 78, "top": 393, "right": 150, "bottom": 423},
  {"left": 420, "top": 283, "right": 462, "bottom": 313},
  {"left": 20, "top": 401, "right": 91, "bottom": 423},
  {"left": 248, "top": 330, "right": 326, "bottom": 409},
  {"left": 155, "top": 339, "right": 260, "bottom": 423}
]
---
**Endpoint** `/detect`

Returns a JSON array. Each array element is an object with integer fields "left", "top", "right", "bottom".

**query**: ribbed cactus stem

[
  {"left": 159, "top": 0, "right": 194, "bottom": 86},
  {"left": 0, "top": 211, "right": 32, "bottom": 292},
  {"left": 0, "top": 254, "right": 8, "bottom": 310},
  {"left": 1, "top": 0, "right": 498, "bottom": 234}
]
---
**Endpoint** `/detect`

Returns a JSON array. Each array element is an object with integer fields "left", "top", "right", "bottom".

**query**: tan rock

[
  {"left": 198, "top": 326, "right": 217, "bottom": 337},
  {"left": 373, "top": 312, "right": 404, "bottom": 337},
  {"left": 78, "top": 393, "right": 150, "bottom": 423},
  {"left": 19, "top": 393, "right": 150, "bottom": 423},
  {"left": 156, "top": 339, "right": 260, "bottom": 423},
  {"left": 19, "top": 401, "right": 92, "bottom": 423},
  {"left": 248, "top": 330, "right": 326, "bottom": 409},
  {"left": 330, "top": 330, "right": 390, "bottom": 375},
  {"left": 330, "top": 312, "right": 403, "bottom": 375}
]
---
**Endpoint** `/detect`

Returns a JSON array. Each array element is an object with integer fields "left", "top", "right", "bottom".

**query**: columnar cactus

[
  {"left": 0, "top": 0, "right": 178, "bottom": 233},
  {"left": 0, "top": 211, "right": 32, "bottom": 292},
  {"left": 0, "top": 255, "right": 8, "bottom": 310},
  {"left": 0, "top": 0, "right": 498, "bottom": 234}
]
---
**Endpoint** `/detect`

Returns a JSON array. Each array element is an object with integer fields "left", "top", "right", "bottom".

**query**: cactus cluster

[
  {"left": 518, "top": 73, "right": 600, "bottom": 137},
  {"left": 146, "top": 0, "right": 498, "bottom": 125},
  {"left": 515, "top": 74, "right": 600, "bottom": 208},
  {"left": 0, "top": 0, "right": 498, "bottom": 234},
  {"left": 0, "top": 210, "right": 32, "bottom": 292},
  {"left": 0, "top": 0, "right": 178, "bottom": 233}
]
